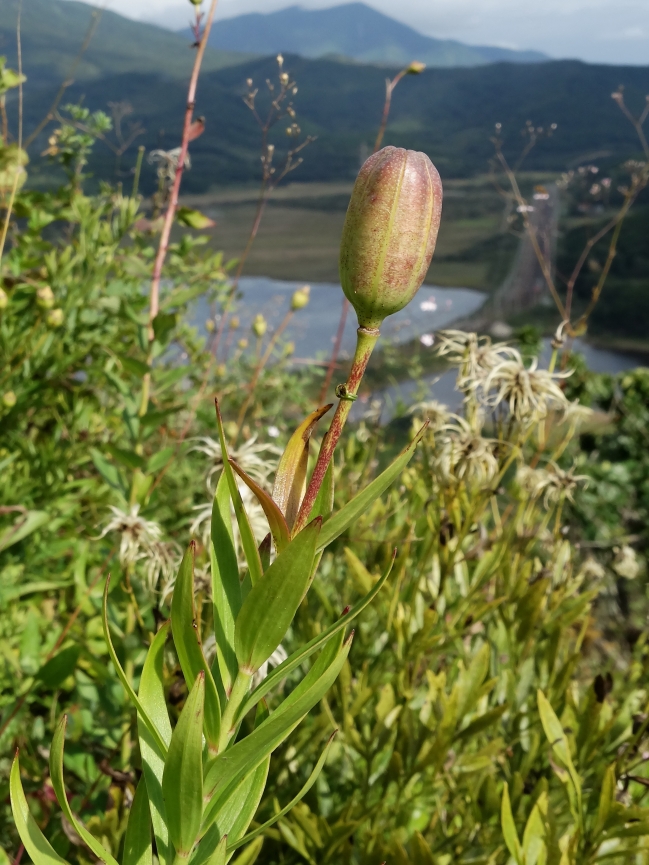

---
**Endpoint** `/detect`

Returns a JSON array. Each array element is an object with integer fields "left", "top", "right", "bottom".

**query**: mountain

[
  {"left": 16, "top": 53, "right": 649, "bottom": 193},
  {"left": 0, "top": 0, "right": 251, "bottom": 84},
  {"left": 201, "top": 3, "right": 548, "bottom": 68}
]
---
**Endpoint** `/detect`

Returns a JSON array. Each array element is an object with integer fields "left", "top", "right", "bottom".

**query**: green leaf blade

[
  {"left": 10, "top": 754, "right": 70, "bottom": 865},
  {"left": 162, "top": 673, "right": 205, "bottom": 857},
  {"left": 123, "top": 778, "right": 153, "bottom": 865}
]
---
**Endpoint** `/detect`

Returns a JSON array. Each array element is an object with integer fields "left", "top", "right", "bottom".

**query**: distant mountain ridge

[
  {"left": 201, "top": 3, "right": 548, "bottom": 68},
  {"left": 0, "top": 0, "right": 250, "bottom": 84}
]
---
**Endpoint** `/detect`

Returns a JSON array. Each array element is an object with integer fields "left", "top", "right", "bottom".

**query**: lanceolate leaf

[
  {"left": 123, "top": 778, "right": 153, "bottom": 865},
  {"left": 316, "top": 422, "right": 428, "bottom": 551},
  {"left": 537, "top": 689, "right": 583, "bottom": 820},
  {"left": 102, "top": 578, "right": 168, "bottom": 758},
  {"left": 214, "top": 399, "right": 263, "bottom": 586},
  {"left": 192, "top": 759, "right": 269, "bottom": 865},
  {"left": 273, "top": 405, "right": 332, "bottom": 529},
  {"left": 138, "top": 623, "right": 172, "bottom": 865},
  {"left": 230, "top": 459, "right": 290, "bottom": 553},
  {"left": 500, "top": 782, "right": 523, "bottom": 865},
  {"left": 201, "top": 632, "right": 351, "bottom": 834},
  {"left": 308, "top": 460, "right": 335, "bottom": 524},
  {"left": 171, "top": 543, "right": 222, "bottom": 749},
  {"left": 50, "top": 717, "right": 119, "bottom": 865},
  {"left": 10, "top": 753, "right": 70, "bottom": 865},
  {"left": 206, "top": 837, "right": 227, "bottom": 865},
  {"left": 237, "top": 551, "right": 394, "bottom": 720},
  {"left": 162, "top": 673, "right": 205, "bottom": 857},
  {"left": 211, "top": 471, "right": 242, "bottom": 696},
  {"left": 228, "top": 732, "right": 337, "bottom": 852},
  {"left": 235, "top": 519, "right": 321, "bottom": 673}
]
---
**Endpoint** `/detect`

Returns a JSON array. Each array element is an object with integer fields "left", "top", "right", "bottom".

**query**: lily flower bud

[
  {"left": 339, "top": 146, "right": 442, "bottom": 330},
  {"left": 291, "top": 285, "right": 310, "bottom": 310}
]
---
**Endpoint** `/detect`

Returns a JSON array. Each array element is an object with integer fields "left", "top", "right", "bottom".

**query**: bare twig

[
  {"left": 24, "top": 7, "right": 102, "bottom": 149},
  {"left": 141, "top": 0, "right": 219, "bottom": 417}
]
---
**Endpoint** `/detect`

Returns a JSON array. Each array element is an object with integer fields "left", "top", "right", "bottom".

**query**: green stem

[
  {"left": 293, "top": 325, "right": 379, "bottom": 534},
  {"left": 218, "top": 668, "right": 252, "bottom": 753}
]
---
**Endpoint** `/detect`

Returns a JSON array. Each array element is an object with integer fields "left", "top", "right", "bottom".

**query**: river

[{"left": 195, "top": 277, "right": 642, "bottom": 418}]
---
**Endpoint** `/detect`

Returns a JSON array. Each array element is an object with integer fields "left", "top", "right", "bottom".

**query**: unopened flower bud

[
  {"left": 0, "top": 287, "right": 7, "bottom": 309},
  {"left": 36, "top": 285, "right": 55, "bottom": 309},
  {"left": 279, "top": 72, "right": 289, "bottom": 86},
  {"left": 252, "top": 314, "right": 267, "bottom": 338},
  {"left": 238, "top": 338, "right": 248, "bottom": 349},
  {"left": 406, "top": 61, "right": 426, "bottom": 74},
  {"left": 284, "top": 341, "right": 295, "bottom": 356},
  {"left": 189, "top": 0, "right": 202, "bottom": 6},
  {"left": 46, "top": 308, "right": 64, "bottom": 328},
  {"left": 3, "top": 391, "right": 17, "bottom": 408},
  {"left": 205, "top": 319, "right": 215, "bottom": 332},
  {"left": 291, "top": 285, "right": 310, "bottom": 310},
  {"left": 339, "top": 146, "right": 443, "bottom": 330},
  {"left": 230, "top": 316, "right": 240, "bottom": 330}
]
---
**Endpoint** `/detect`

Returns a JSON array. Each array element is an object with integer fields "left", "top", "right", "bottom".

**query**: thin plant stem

[
  {"left": 318, "top": 298, "right": 348, "bottom": 405},
  {"left": 24, "top": 8, "right": 102, "bottom": 149},
  {"left": 147, "top": 0, "right": 219, "bottom": 341},
  {"left": 293, "top": 326, "right": 380, "bottom": 534},
  {"left": 374, "top": 70, "right": 406, "bottom": 152},
  {"left": 231, "top": 307, "right": 294, "bottom": 445},
  {"left": 0, "top": 2, "right": 22, "bottom": 276},
  {"left": 131, "top": 145, "right": 145, "bottom": 199}
]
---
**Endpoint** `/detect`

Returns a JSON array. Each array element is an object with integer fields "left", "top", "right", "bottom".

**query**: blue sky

[{"left": 98, "top": 0, "right": 649, "bottom": 65}]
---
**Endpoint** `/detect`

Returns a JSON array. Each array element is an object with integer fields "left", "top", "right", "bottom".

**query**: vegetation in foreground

[{"left": 1, "top": 18, "right": 649, "bottom": 865}]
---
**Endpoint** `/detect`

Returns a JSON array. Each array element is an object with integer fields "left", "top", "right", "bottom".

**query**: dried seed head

[{"left": 339, "top": 146, "right": 443, "bottom": 329}]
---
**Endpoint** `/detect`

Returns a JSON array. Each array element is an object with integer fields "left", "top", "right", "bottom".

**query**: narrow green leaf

[
  {"left": 147, "top": 447, "right": 176, "bottom": 474},
  {"left": 228, "top": 732, "right": 336, "bottom": 852},
  {"left": 317, "top": 422, "right": 428, "bottom": 551},
  {"left": 35, "top": 645, "right": 80, "bottom": 689},
  {"left": 235, "top": 519, "right": 321, "bottom": 673},
  {"left": 138, "top": 623, "right": 172, "bottom": 865},
  {"left": 90, "top": 449, "right": 127, "bottom": 493},
  {"left": 192, "top": 759, "right": 269, "bottom": 865},
  {"left": 202, "top": 633, "right": 351, "bottom": 834},
  {"left": 102, "top": 578, "right": 168, "bottom": 757},
  {"left": 0, "top": 510, "right": 49, "bottom": 552},
  {"left": 211, "top": 471, "right": 242, "bottom": 696},
  {"left": 230, "top": 838, "right": 263, "bottom": 865},
  {"left": 456, "top": 643, "right": 490, "bottom": 718},
  {"left": 171, "top": 543, "right": 222, "bottom": 748},
  {"left": 162, "top": 673, "right": 205, "bottom": 857},
  {"left": 522, "top": 791, "right": 548, "bottom": 865},
  {"left": 119, "top": 355, "right": 151, "bottom": 378},
  {"left": 206, "top": 836, "right": 227, "bottom": 865},
  {"left": 309, "top": 459, "right": 335, "bottom": 524},
  {"left": 273, "top": 405, "right": 332, "bottom": 530},
  {"left": 50, "top": 717, "right": 119, "bottom": 865},
  {"left": 176, "top": 207, "right": 216, "bottom": 230},
  {"left": 10, "top": 753, "right": 70, "bottom": 865},
  {"left": 123, "top": 778, "right": 152, "bottom": 865},
  {"left": 230, "top": 459, "right": 290, "bottom": 553},
  {"left": 214, "top": 399, "right": 262, "bottom": 585},
  {"left": 238, "top": 551, "right": 393, "bottom": 720},
  {"left": 105, "top": 445, "right": 146, "bottom": 471},
  {"left": 594, "top": 764, "right": 616, "bottom": 837},
  {"left": 537, "top": 689, "right": 582, "bottom": 817},
  {"left": 501, "top": 782, "right": 523, "bottom": 865}
]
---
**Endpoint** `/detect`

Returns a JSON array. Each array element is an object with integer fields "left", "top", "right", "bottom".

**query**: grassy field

[{"left": 180, "top": 176, "right": 524, "bottom": 288}]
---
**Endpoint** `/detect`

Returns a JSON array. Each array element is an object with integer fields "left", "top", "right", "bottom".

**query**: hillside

[
  {"left": 15, "top": 54, "right": 649, "bottom": 193},
  {"left": 0, "top": 0, "right": 250, "bottom": 83},
  {"left": 201, "top": 3, "right": 548, "bottom": 68}
]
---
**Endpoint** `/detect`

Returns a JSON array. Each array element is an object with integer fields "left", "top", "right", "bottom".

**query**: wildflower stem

[
  {"left": 231, "top": 308, "right": 295, "bottom": 446},
  {"left": 218, "top": 669, "right": 252, "bottom": 753},
  {"left": 293, "top": 326, "right": 379, "bottom": 534}
]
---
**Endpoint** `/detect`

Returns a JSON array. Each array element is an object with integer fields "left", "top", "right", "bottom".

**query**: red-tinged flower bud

[{"left": 339, "top": 146, "right": 443, "bottom": 330}]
